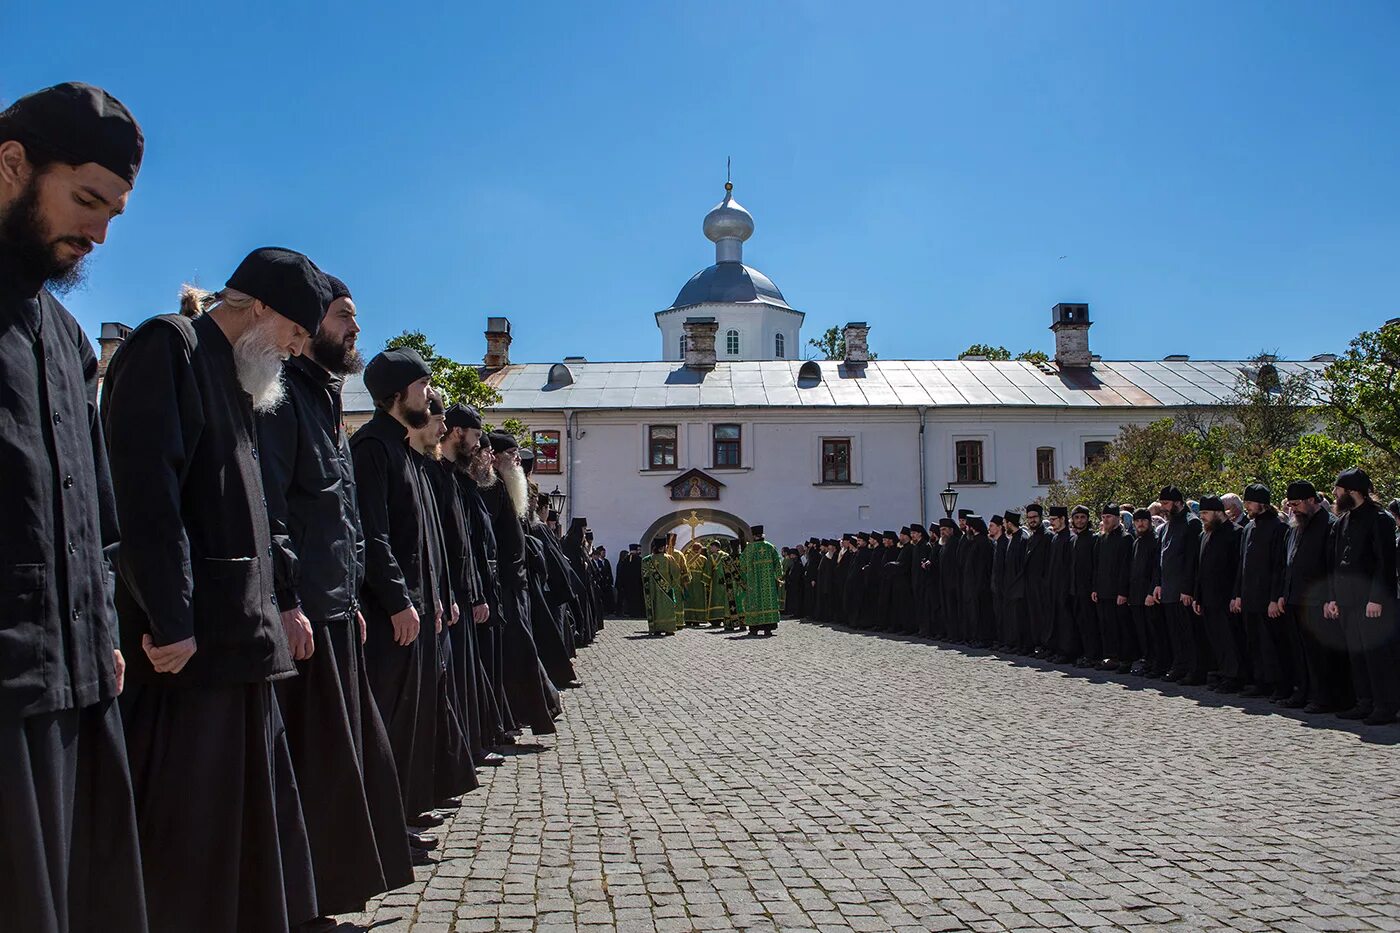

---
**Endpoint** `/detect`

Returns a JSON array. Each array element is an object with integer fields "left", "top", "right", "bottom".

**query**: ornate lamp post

[
  {"left": 547, "top": 486, "right": 567, "bottom": 516},
  {"left": 940, "top": 485, "right": 958, "bottom": 519}
]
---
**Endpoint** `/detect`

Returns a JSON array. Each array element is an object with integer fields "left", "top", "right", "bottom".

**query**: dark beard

[
  {"left": 1335, "top": 493, "right": 1355, "bottom": 513},
  {"left": 0, "top": 176, "right": 90, "bottom": 293},
  {"left": 398, "top": 401, "right": 429, "bottom": 429},
  {"left": 310, "top": 330, "right": 364, "bottom": 375}
]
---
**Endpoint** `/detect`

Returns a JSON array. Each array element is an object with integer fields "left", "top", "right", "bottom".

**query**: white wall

[
  {"left": 656, "top": 302, "right": 804, "bottom": 362},
  {"left": 513, "top": 405, "right": 1170, "bottom": 561}
]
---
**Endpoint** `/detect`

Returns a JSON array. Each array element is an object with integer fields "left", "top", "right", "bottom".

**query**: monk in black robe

[
  {"left": 104, "top": 248, "right": 326, "bottom": 931},
  {"left": 257, "top": 275, "right": 413, "bottom": 921},
  {"left": 351, "top": 348, "right": 446, "bottom": 836},
  {"left": 960, "top": 517, "right": 994, "bottom": 647},
  {"left": 457, "top": 443, "right": 516, "bottom": 746},
  {"left": 0, "top": 82, "right": 147, "bottom": 933},
  {"left": 938, "top": 520, "right": 964, "bottom": 642}
]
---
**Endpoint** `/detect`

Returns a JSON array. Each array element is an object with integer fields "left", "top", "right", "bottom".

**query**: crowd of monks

[
  {"left": 1, "top": 83, "right": 616, "bottom": 933},
  {"left": 778, "top": 484, "right": 1400, "bottom": 726}
]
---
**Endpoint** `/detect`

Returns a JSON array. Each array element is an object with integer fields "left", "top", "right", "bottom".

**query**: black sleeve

[
  {"left": 1370, "top": 513, "right": 1396, "bottom": 606},
  {"left": 1182, "top": 520, "right": 1201, "bottom": 596},
  {"left": 256, "top": 395, "right": 302, "bottom": 610},
  {"left": 352, "top": 440, "right": 413, "bottom": 615},
  {"left": 1268, "top": 523, "right": 1287, "bottom": 604},
  {"left": 101, "top": 323, "right": 199, "bottom": 645},
  {"left": 82, "top": 331, "right": 121, "bottom": 641}
]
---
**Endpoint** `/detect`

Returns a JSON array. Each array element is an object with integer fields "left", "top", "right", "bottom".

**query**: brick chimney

[
  {"left": 483, "top": 317, "right": 511, "bottom": 369},
  {"left": 97, "top": 322, "right": 132, "bottom": 382},
  {"left": 1050, "top": 303, "right": 1091, "bottom": 369},
  {"left": 682, "top": 317, "right": 719, "bottom": 371},
  {"left": 842, "top": 322, "right": 870, "bottom": 368}
]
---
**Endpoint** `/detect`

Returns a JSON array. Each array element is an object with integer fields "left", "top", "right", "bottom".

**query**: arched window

[
  {"left": 775, "top": 333, "right": 786, "bottom": 358},
  {"left": 679, "top": 334, "right": 687, "bottom": 356},
  {"left": 726, "top": 329, "right": 740, "bottom": 356}
]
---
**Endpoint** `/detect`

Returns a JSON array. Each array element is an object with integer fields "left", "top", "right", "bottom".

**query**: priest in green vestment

[
  {"left": 739, "top": 525, "right": 784, "bottom": 636},
  {"left": 682, "top": 542, "right": 712, "bottom": 626},
  {"left": 641, "top": 537, "right": 685, "bottom": 635}
]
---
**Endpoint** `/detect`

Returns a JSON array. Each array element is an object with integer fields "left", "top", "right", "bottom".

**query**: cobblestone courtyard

[{"left": 344, "top": 620, "right": 1400, "bottom": 933}]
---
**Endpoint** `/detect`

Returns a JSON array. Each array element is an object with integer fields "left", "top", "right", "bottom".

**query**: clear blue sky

[{"left": 10, "top": 2, "right": 1399, "bottom": 364}]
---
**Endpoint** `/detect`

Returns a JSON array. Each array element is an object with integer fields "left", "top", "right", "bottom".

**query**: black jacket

[
  {"left": 1158, "top": 510, "right": 1201, "bottom": 601},
  {"left": 1195, "top": 521, "right": 1240, "bottom": 611},
  {"left": 1128, "top": 529, "right": 1161, "bottom": 606},
  {"left": 257, "top": 355, "right": 364, "bottom": 622},
  {"left": 1048, "top": 528, "right": 1074, "bottom": 603},
  {"left": 990, "top": 533, "right": 1010, "bottom": 598},
  {"left": 1284, "top": 509, "right": 1334, "bottom": 607},
  {"left": 1092, "top": 525, "right": 1132, "bottom": 601},
  {"left": 1022, "top": 527, "right": 1051, "bottom": 603},
  {"left": 102, "top": 313, "right": 291, "bottom": 685},
  {"left": 1234, "top": 509, "right": 1286, "bottom": 612},
  {"left": 350, "top": 409, "right": 435, "bottom": 627},
  {"left": 424, "top": 458, "right": 486, "bottom": 611},
  {"left": 1001, "top": 529, "right": 1026, "bottom": 599},
  {"left": 1069, "top": 528, "right": 1096, "bottom": 600},
  {"left": 1, "top": 248, "right": 120, "bottom": 715},
  {"left": 1329, "top": 501, "right": 1398, "bottom": 609}
]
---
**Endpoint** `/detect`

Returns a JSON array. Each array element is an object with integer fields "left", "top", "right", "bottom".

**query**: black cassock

[
  {"left": 561, "top": 528, "right": 599, "bottom": 645},
  {"left": 523, "top": 536, "right": 579, "bottom": 688},
  {"left": 0, "top": 248, "right": 145, "bottom": 933},
  {"left": 102, "top": 313, "right": 315, "bottom": 932},
  {"left": 350, "top": 409, "right": 439, "bottom": 818},
  {"left": 939, "top": 533, "right": 963, "bottom": 640},
  {"left": 785, "top": 558, "right": 806, "bottom": 618},
  {"left": 529, "top": 520, "right": 582, "bottom": 659},
  {"left": 458, "top": 474, "right": 515, "bottom": 743},
  {"left": 959, "top": 533, "right": 995, "bottom": 645},
  {"left": 258, "top": 356, "right": 414, "bottom": 914},
  {"left": 480, "top": 483, "right": 560, "bottom": 734}
]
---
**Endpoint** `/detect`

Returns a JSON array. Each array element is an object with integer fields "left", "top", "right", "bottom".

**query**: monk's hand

[
  {"left": 1091, "top": 592, "right": 1098, "bottom": 603},
  {"left": 358, "top": 611, "right": 367, "bottom": 645},
  {"left": 1229, "top": 597, "right": 1242, "bottom": 614},
  {"left": 281, "top": 608, "right": 315, "bottom": 661},
  {"left": 1116, "top": 595, "right": 1127, "bottom": 606},
  {"left": 1366, "top": 601, "right": 1383, "bottom": 619},
  {"left": 390, "top": 606, "right": 420, "bottom": 646},
  {"left": 142, "top": 634, "right": 197, "bottom": 674},
  {"left": 449, "top": 602, "right": 460, "bottom": 627},
  {"left": 472, "top": 602, "right": 490, "bottom": 625},
  {"left": 1324, "top": 601, "right": 1339, "bottom": 620},
  {"left": 1266, "top": 600, "right": 1282, "bottom": 620},
  {"left": 113, "top": 649, "right": 126, "bottom": 694}
]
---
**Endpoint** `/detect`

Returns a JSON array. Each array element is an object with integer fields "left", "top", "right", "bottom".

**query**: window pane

[
  {"left": 821, "top": 438, "right": 850, "bottom": 483},
  {"left": 1084, "top": 441, "right": 1110, "bottom": 465},
  {"left": 533, "top": 430, "right": 561, "bottom": 474},
  {"left": 714, "top": 424, "right": 740, "bottom": 440},
  {"left": 726, "top": 330, "right": 740, "bottom": 355},
  {"left": 648, "top": 425, "right": 677, "bottom": 469},
  {"left": 651, "top": 425, "right": 676, "bottom": 440},
  {"left": 1036, "top": 447, "right": 1055, "bottom": 485},
  {"left": 956, "top": 440, "right": 983, "bottom": 484},
  {"left": 775, "top": 333, "right": 785, "bottom": 358}
]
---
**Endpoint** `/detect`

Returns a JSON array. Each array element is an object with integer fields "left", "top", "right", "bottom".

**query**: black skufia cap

[
  {"left": 488, "top": 431, "right": 519, "bottom": 453},
  {"left": 1158, "top": 485, "right": 1185, "bottom": 503},
  {"left": 1048, "top": 506, "right": 1069, "bottom": 518},
  {"left": 1243, "top": 483, "right": 1271, "bottom": 505},
  {"left": 750, "top": 525, "right": 765, "bottom": 536},
  {"left": 364, "top": 347, "right": 432, "bottom": 402},
  {"left": 520, "top": 449, "right": 535, "bottom": 475},
  {"left": 1335, "top": 468, "right": 1372, "bottom": 494},
  {"left": 444, "top": 403, "right": 482, "bottom": 430},
  {"left": 1285, "top": 480, "right": 1317, "bottom": 500},
  {"left": 1199, "top": 495, "right": 1225, "bottom": 512},
  {"left": 226, "top": 247, "right": 330, "bottom": 336},
  {"left": 1, "top": 82, "right": 143, "bottom": 185},
  {"left": 323, "top": 274, "right": 352, "bottom": 301}
]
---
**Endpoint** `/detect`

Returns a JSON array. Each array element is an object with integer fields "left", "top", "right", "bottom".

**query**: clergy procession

[
  {"left": 774, "top": 483, "right": 1400, "bottom": 727},
  {"left": 1, "top": 83, "right": 614, "bottom": 933}
]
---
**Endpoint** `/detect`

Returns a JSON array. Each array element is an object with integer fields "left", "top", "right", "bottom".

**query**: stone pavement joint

[{"left": 340, "top": 620, "right": 1400, "bottom": 932}]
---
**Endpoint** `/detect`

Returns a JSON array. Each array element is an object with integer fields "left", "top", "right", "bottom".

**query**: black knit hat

[
  {"left": 487, "top": 431, "right": 519, "bottom": 453},
  {"left": 444, "top": 403, "right": 482, "bottom": 431},
  {"left": 1132, "top": 508, "right": 1151, "bottom": 520},
  {"left": 323, "top": 273, "right": 352, "bottom": 301},
  {"left": 1335, "top": 468, "right": 1373, "bottom": 494},
  {"left": 364, "top": 346, "right": 432, "bottom": 402},
  {"left": 937, "top": 518, "right": 956, "bottom": 528},
  {"left": 1158, "top": 485, "right": 1185, "bottom": 503},
  {"left": 1071, "top": 505, "right": 1091, "bottom": 517},
  {"left": 1285, "top": 480, "right": 1317, "bottom": 501},
  {"left": 0, "top": 82, "right": 143, "bottom": 185},
  {"left": 226, "top": 247, "right": 331, "bottom": 335},
  {"left": 1024, "top": 503, "right": 1044, "bottom": 516}
]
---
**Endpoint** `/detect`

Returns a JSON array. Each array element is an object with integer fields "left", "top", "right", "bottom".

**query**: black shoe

[
  {"left": 408, "top": 812, "right": 444, "bottom": 829},
  {"left": 1303, "top": 702, "right": 1336, "bottom": 715},
  {"left": 1337, "top": 704, "right": 1372, "bottom": 721},
  {"left": 1129, "top": 661, "right": 1148, "bottom": 676},
  {"left": 1363, "top": 709, "right": 1397, "bottom": 726},
  {"left": 476, "top": 752, "right": 507, "bottom": 767},
  {"left": 1214, "top": 678, "right": 1240, "bottom": 694},
  {"left": 1180, "top": 674, "right": 1206, "bottom": 686},
  {"left": 300, "top": 918, "right": 339, "bottom": 933},
  {"left": 1278, "top": 695, "right": 1307, "bottom": 709},
  {"left": 407, "top": 831, "right": 438, "bottom": 851},
  {"left": 1269, "top": 689, "right": 1291, "bottom": 702},
  {"left": 1163, "top": 669, "right": 1183, "bottom": 682},
  {"left": 411, "top": 847, "right": 434, "bottom": 866},
  {"left": 1238, "top": 684, "right": 1264, "bottom": 697},
  {"left": 437, "top": 797, "right": 462, "bottom": 809}
]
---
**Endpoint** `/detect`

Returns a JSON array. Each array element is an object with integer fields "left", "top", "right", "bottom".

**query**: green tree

[
  {"left": 956, "top": 344, "right": 1047, "bottom": 364},
  {"left": 807, "top": 325, "right": 876, "bottom": 361},
  {"left": 1044, "top": 418, "right": 1229, "bottom": 507},
  {"left": 1317, "top": 321, "right": 1400, "bottom": 479},
  {"left": 1216, "top": 351, "right": 1318, "bottom": 488},
  {"left": 1261, "top": 433, "right": 1367, "bottom": 498}
]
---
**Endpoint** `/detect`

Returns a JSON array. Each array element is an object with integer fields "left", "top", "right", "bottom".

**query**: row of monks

[
  {"left": 0, "top": 83, "right": 615, "bottom": 933},
  {"left": 778, "top": 483, "right": 1400, "bottom": 726}
]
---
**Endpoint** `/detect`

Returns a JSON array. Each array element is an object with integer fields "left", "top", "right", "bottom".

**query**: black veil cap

[
  {"left": 444, "top": 403, "right": 482, "bottom": 430},
  {"left": 226, "top": 247, "right": 330, "bottom": 335},
  {"left": 364, "top": 347, "right": 432, "bottom": 402},
  {"left": 1, "top": 82, "right": 143, "bottom": 185}
]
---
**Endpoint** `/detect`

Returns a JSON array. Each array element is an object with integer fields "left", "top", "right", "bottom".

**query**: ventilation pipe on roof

[
  {"left": 843, "top": 322, "right": 870, "bottom": 369},
  {"left": 682, "top": 316, "right": 719, "bottom": 371},
  {"left": 1050, "top": 303, "right": 1091, "bottom": 368},
  {"left": 484, "top": 317, "right": 512, "bottom": 369}
]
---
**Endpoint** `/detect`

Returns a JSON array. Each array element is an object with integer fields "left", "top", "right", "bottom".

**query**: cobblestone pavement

[{"left": 341, "top": 619, "right": 1400, "bottom": 933}]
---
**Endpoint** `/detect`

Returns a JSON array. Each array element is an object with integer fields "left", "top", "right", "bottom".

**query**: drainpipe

[
  {"left": 564, "top": 410, "right": 576, "bottom": 526},
  {"left": 917, "top": 406, "right": 928, "bottom": 528}
]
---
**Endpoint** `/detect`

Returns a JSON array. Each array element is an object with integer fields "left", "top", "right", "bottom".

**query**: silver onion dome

[{"left": 703, "top": 183, "right": 753, "bottom": 262}]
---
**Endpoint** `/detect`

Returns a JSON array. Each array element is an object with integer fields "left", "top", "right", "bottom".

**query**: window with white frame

[
  {"left": 725, "top": 329, "right": 740, "bottom": 355},
  {"left": 775, "top": 333, "right": 785, "bottom": 358}
]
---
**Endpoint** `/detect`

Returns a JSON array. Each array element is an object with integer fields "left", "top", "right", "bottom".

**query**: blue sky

[{"left": 10, "top": 2, "right": 1399, "bottom": 365}]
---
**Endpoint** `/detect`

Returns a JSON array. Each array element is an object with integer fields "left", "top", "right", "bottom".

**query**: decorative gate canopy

[{"left": 665, "top": 468, "right": 725, "bottom": 501}]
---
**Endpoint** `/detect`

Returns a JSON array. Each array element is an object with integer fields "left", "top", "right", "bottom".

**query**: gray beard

[
  {"left": 499, "top": 461, "right": 530, "bottom": 519},
  {"left": 233, "top": 320, "right": 288, "bottom": 413}
]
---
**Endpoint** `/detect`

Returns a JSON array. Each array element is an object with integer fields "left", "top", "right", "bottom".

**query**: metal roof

[{"left": 342, "top": 358, "right": 1325, "bottom": 415}]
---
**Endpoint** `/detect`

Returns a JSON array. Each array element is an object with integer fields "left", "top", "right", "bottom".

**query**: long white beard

[
  {"left": 499, "top": 460, "right": 530, "bottom": 519},
  {"left": 233, "top": 319, "right": 288, "bottom": 413}
]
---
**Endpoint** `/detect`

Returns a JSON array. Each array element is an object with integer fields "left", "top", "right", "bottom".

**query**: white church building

[{"left": 323, "top": 182, "right": 1325, "bottom": 558}]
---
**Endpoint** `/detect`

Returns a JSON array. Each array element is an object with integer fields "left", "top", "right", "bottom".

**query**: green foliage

[
  {"left": 957, "top": 344, "right": 1048, "bottom": 364},
  {"left": 1045, "top": 419, "right": 1228, "bottom": 507},
  {"left": 384, "top": 330, "right": 503, "bottom": 410},
  {"left": 807, "top": 325, "right": 876, "bottom": 360},
  {"left": 1261, "top": 434, "right": 1367, "bottom": 498},
  {"left": 1319, "top": 321, "right": 1400, "bottom": 483}
]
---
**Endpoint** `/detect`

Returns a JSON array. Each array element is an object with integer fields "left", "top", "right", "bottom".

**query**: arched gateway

[{"left": 640, "top": 508, "right": 752, "bottom": 551}]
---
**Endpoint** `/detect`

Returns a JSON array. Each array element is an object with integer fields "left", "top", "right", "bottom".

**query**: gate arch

[{"left": 639, "top": 508, "right": 752, "bottom": 551}]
